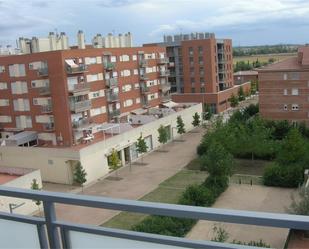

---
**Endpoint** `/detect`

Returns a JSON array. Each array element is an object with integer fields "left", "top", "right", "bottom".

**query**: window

[
  {"left": 9, "top": 64, "right": 26, "bottom": 77},
  {"left": 133, "top": 69, "right": 138, "bottom": 75},
  {"left": 123, "top": 99, "right": 133, "bottom": 107},
  {"left": 13, "top": 99, "right": 30, "bottom": 111},
  {"left": 11, "top": 81, "right": 28, "bottom": 94},
  {"left": 201, "top": 87, "right": 205, "bottom": 93},
  {"left": 132, "top": 55, "right": 137, "bottom": 61},
  {"left": 200, "top": 77, "right": 205, "bottom": 83},
  {"left": 284, "top": 104, "right": 288, "bottom": 111},
  {"left": 0, "top": 66, "right": 5, "bottom": 73},
  {"left": 292, "top": 104, "right": 299, "bottom": 111},
  {"left": 190, "top": 77, "right": 195, "bottom": 83},
  {"left": 189, "top": 47, "right": 193, "bottom": 56},
  {"left": 16, "top": 115, "right": 32, "bottom": 128},
  {"left": 90, "top": 107, "right": 106, "bottom": 117},
  {"left": 0, "top": 99, "right": 9, "bottom": 106},
  {"left": 0, "top": 82, "right": 8, "bottom": 90},
  {"left": 283, "top": 89, "right": 288, "bottom": 95},
  {"left": 136, "top": 97, "right": 140, "bottom": 104},
  {"left": 283, "top": 73, "right": 288, "bottom": 80},
  {"left": 189, "top": 57, "right": 194, "bottom": 63},
  {"left": 85, "top": 57, "right": 101, "bottom": 65},
  {"left": 122, "top": 84, "right": 132, "bottom": 92},
  {"left": 292, "top": 88, "right": 299, "bottom": 96},
  {"left": 191, "top": 88, "right": 195, "bottom": 93},
  {"left": 290, "top": 72, "right": 300, "bottom": 80},
  {"left": 198, "top": 46, "right": 203, "bottom": 54},
  {"left": 120, "top": 55, "right": 130, "bottom": 62}
]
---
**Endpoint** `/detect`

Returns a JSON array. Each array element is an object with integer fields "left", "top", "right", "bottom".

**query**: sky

[{"left": 0, "top": 0, "right": 309, "bottom": 48}]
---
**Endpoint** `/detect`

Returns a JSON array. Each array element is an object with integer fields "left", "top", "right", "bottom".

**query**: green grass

[
  {"left": 233, "top": 53, "right": 296, "bottom": 65},
  {"left": 185, "top": 157, "right": 202, "bottom": 170},
  {"left": 102, "top": 170, "right": 208, "bottom": 230}
]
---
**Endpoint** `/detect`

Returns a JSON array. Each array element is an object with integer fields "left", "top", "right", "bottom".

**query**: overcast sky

[{"left": 1, "top": 0, "right": 309, "bottom": 47}]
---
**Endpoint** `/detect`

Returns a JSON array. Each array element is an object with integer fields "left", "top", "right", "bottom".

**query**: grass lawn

[
  {"left": 102, "top": 169, "right": 208, "bottom": 230},
  {"left": 233, "top": 53, "right": 296, "bottom": 65}
]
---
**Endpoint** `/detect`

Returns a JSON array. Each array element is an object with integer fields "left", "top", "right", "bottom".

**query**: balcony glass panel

[
  {"left": 68, "top": 231, "right": 189, "bottom": 249},
  {"left": 0, "top": 219, "right": 41, "bottom": 249}
]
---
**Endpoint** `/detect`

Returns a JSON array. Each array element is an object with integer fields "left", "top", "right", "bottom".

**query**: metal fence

[{"left": 0, "top": 186, "right": 309, "bottom": 249}]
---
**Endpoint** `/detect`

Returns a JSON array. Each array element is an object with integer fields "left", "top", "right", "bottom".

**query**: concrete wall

[
  {"left": 0, "top": 104, "right": 202, "bottom": 185},
  {"left": 0, "top": 147, "right": 79, "bottom": 184},
  {"left": 0, "top": 168, "right": 42, "bottom": 215},
  {"left": 79, "top": 103, "right": 202, "bottom": 184}
]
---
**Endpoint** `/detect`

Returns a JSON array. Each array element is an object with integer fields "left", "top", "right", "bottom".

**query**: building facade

[
  {"left": 146, "top": 33, "right": 249, "bottom": 113},
  {"left": 0, "top": 46, "right": 170, "bottom": 147},
  {"left": 234, "top": 70, "right": 258, "bottom": 85},
  {"left": 259, "top": 46, "right": 309, "bottom": 125}
]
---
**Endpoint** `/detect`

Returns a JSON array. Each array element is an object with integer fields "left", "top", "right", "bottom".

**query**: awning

[
  {"left": 161, "top": 101, "right": 179, "bottom": 108},
  {"left": 5, "top": 131, "right": 38, "bottom": 146},
  {"left": 130, "top": 108, "right": 148, "bottom": 115},
  {"left": 65, "top": 59, "right": 78, "bottom": 68}
]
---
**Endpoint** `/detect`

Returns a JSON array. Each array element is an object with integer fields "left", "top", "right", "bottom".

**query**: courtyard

[{"left": 186, "top": 184, "right": 297, "bottom": 248}]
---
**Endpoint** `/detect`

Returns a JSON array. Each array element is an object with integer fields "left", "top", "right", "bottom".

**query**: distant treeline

[
  {"left": 233, "top": 45, "right": 299, "bottom": 56},
  {"left": 234, "top": 58, "right": 275, "bottom": 72}
]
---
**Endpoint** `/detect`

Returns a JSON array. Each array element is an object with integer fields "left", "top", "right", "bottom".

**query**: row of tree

[
  {"left": 198, "top": 105, "right": 309, "bottom": 187},
  {"left": 233, "top": 45, "right": 298, "bottom": 56},
  {"left": 234, "top": 58, "right": 274, "bottom": 73}
]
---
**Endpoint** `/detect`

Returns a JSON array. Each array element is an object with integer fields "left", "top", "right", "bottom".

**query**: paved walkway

[
  {"left": 53, "top": 127, "right": 204, "bottom": 225},
  {"left": 186, "top": 184, "right": 297, "bottom": 249}
]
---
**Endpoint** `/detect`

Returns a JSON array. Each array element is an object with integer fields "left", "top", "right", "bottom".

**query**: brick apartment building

[
  {"left": 146, "top": 33, "right": 250, "bottom": 113},
  {"left": 259, "top": 46, "right": 309, "bottom": 125},
  {"left": 234, "top": 70, "right": 258, "bottom": 85},
  {"left": 0, "top": 46, "right": 170, "bottom": 147}
]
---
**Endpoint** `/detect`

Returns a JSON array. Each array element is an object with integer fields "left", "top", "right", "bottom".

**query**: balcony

[
  {"left": 159, "top": 82, "right": 171, "bottom": 92},
  {"left": 168, "top": 62, "right": 175, "bottom": 67},
  {"left": 159, "top": 70, "right": 170, "bottom": 77},
  {"left": 42, "top": 122, "right": 54, "bottom": 131},
  {"left": 38, "top": 86, "right": 51, "bottom": 96},
  {"left": 107, "top": 92, "right": 119, "bottom": 102},
  {"left": 108, "top": 109, "right": 121, "bottom": 119},
  {"left": 142, "top": 99, "right": 150, "bottom": 108},
  {"left": 139, "top": 59, "right": 148, "bottom": 67},
  {"left": 66, "top": 64, "right": 88, "bottom": 74},
  {"left": 72, "top": 118, "right": 92, "bottom": 129},
  {"left": 37, "top": 67, "right": 48, "bottom": 76},
  {"left": 1, "top": 186, "right": 308, "bottom": 249},
  {"left": 217, "top": 48, "right": 224, "bottom": 54},
  {"left": 105, "top": 77, "right": 118, "bottom": 88},
  {"left": 140, "top": 84, "right": 150, "bottom": 93},
  {"left": 103, "top": 61, "right": 115, "bottom": 71},
  {"left": 158, "top": 57, "right": 169, "bottom": 64},
  {"left": 70, "top": 100, "right": 91, "bottom": 113},
  {"left": 68, "top": 83, "right": 91, "bottom": 95},
  {"left": 41, "top": 104, "right": 52, "bottom": 113}
]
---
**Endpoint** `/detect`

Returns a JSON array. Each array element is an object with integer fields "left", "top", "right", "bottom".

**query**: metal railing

[
  {"left": 72, "top": 118, "right": 92, "bottom": 129},
  {"left": 158, "top": 58, "right": 169, "bottom": 64},
  {"left": 105, "top": 78, "right": 118, "bottom": 88},
  {"left": 108, "top": 109, "right": 121, "bottom": 119},
  {"left": 66, "top": 64, "right": 88, "bottom": 74},
  {"left": 0, "top": 186, "right": 309, "bottom": 249},
  {"left": 139, "top": 59, "right": 148, "bottom": 67},
  {"left": 103, "top": 61, "right": 115, "bottom": 71},
  {"left": 140, "top": 84, "right": 150, "bottom": 93},
  {"left": 140, "top": 74, "right": 148, "bottom": 81},
  {"left": 37, "top": 67, "right": 49, "bottom": 76},
  {"left": 38, "top": 86, "right": 51, "bottom": 96},
  {"left": 68, "top": 83, "right": 91, "bottom": 93},
  {"left": 159, "top": 82, "right": 171, "bottom": 92},
  {"left": 106, "top": 93, "right": 119, "bottom": 102},
  {"left": 70, "top": 100, "right": 91, "bottom": 113},
  {"left": 160, "top": 70, "right": 170, "bottom": 77},
  {"left": 41, "top": 104, "right": 53, "bottom": 113}
]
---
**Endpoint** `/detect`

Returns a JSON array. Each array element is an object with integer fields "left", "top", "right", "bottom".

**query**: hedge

[
  {"left": 132, "top": 176, "right": 229, "bottom": 237},
  {"left": 263, "top": 163, "right": 304, "bottom": 188}
]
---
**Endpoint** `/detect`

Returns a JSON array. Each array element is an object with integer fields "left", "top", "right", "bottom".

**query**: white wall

[
  {"left": 0, "top": 168, "right": 42, "bottom": 215},
  {"left": 0, "top": 104, "right": 202, "bottom": 185}
]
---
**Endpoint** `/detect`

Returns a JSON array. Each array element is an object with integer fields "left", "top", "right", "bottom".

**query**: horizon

[{"left": 0, "top": 0, "right": 309, "bottom": 48}]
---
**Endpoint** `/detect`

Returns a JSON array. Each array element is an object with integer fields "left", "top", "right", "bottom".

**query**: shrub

[
  {"left": 263, "top": 163, "right": 304, "bottom": 188},
  {"left": 204, "top": 176, "right": 229, "bottom": 198},
  {"left": 179, "top": 184, "right": 215, "bottom": 207},
  {"left": 132, "top": 216, "right": 196, "bottom": 237}
]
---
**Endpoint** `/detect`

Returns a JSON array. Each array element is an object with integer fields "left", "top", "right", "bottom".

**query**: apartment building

[
  {"left": 0, "top": 46, "right": 170, "bottom": 147},
  {"left": 234, "top": 70, "right": 258, "bottom": 85},
  {"left": 146, "top": 33, "right": 250, "bottom": 113},
  {"left": 259, "top": 46, "right": 309, "bottom": 125}
]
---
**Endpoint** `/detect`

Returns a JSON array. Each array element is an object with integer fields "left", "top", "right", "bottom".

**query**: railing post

[{"left": 43, "top": 201, "right": 61, "bottom": 249}]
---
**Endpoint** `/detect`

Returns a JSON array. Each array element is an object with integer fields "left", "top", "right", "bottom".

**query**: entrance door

[{"left": 124, "top": 146, "right": 131, "bottom": 164}]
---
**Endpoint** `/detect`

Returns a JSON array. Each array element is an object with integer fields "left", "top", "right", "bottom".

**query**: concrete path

[
  {"left": 52, "top": 128, "right": 204, "bottom": 225},
  {"left": 186, "top": 184, "right": 297, "bottom": 249}
]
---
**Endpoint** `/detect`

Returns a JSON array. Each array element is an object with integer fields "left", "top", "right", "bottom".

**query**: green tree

[
  {"left": 201, "top": 142, "right": 234, "bottom": 181},
  {"left": 136, "top": 135, "right": 148, "bottom": 164},
  {"left": 109, "top": 148, "right": 121, "bottom": 177},
  {"left": 176, "top": 116, "right": 186, "bottom": 136},
  {"left": 229, "top": 93, "right": 239, "bottom": 107},
  {"left": 158, "top": 125, "right": 169, "bottom": 149},
  {"left": 276, "top": 128, "right": 307, "bottom": 165},
  {"left": 73, "top": 162, "right": 87, "bottom": 190},
  {"left": 203, "top": 104, "right": 213, "bottom": 120},
  {"left": 238, "top": 86, "right": 245, "bottom": 101},
  {"left": 192, "top": 112, "right": 201, "bottom": 127},
  {"left": 31, "top": 179, "right": 41, "bottom": 208}
]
